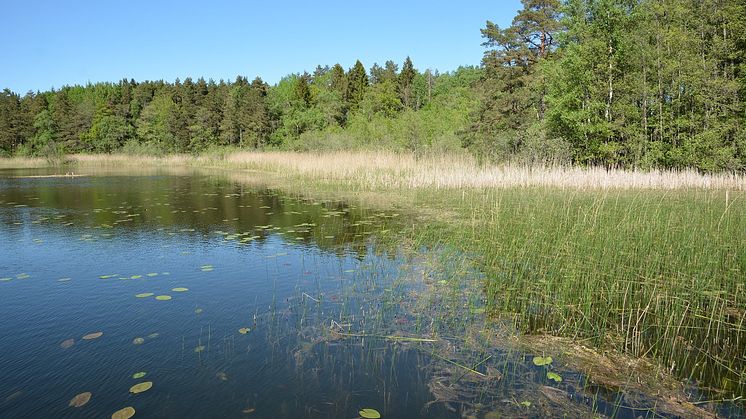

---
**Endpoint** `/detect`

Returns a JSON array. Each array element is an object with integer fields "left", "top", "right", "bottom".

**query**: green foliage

[
  {"left": 82, "top": 103, "right": 134, "bottom": 152},
  {"left": 0, "top": 1, "right": 742, "bottom": 171},
  {"left": 345, "top": 60, "right": 369, "bottom": 111}
]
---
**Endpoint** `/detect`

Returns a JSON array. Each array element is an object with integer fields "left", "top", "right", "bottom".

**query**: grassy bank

[
  {"left": 3, "top": 151, "right": 744, "bottom": 190},
  {"left": 3, "top": 151, "right": 745, "bottom": 398}
]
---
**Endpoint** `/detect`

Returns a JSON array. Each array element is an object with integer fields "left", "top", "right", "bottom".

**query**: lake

[{"left": 0, "top": 169, "right": 742, "bottom": 418}]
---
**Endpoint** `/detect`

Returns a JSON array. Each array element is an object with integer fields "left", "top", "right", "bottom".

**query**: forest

[{"left": 1, "top": 0, "right": 744, "bottom": 172}]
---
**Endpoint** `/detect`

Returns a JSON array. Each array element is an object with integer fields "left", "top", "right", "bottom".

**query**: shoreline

[{"left": 1, "top": 151, "right": 745, "bottom": 191}]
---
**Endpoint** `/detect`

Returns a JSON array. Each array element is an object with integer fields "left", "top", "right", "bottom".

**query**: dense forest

[{"left": 1, "top": 0, "right": 744, "bottom": 171}]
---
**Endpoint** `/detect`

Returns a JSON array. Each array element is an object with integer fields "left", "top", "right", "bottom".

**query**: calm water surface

[{"left": 0, "top": 170, "right": 740, "bottom": 418}]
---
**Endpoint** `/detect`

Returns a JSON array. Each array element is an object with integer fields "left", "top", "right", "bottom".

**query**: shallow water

[{"left": 0, "top": 170, "right": 741, "bottom": 418}]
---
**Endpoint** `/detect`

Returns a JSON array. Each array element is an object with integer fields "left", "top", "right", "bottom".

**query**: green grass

[{"left": 411, "top": 187, "right": 745, "bottom": 397}]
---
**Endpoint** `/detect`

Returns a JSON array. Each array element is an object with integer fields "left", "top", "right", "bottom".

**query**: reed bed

[
  {"left": 4, "top": 150, "right": 744, "bottom": 400},
  {"left": 220, "top": 151, "right": 746, "bottom": 190},
  {"left": 12, "top": 151, "right": 743, "bottom": 190}
]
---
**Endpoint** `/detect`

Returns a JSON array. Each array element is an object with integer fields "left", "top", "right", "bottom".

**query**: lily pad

[
  {"left": 111, "top": 406, "right": 136, "bottom": 419},
  {"left": 547, "top": 371, "right": 562, "bottom": 382},
  {"left": 194, "top": 345, "right": 205, "bottom": 353},
  {"left": 171, "top": 287, "right": 189, "bottom": 292},
  {"left": 0, "top": 277, "right": 12, "bottom": 282},
  {"left": 130, "top": 275, "right": 142, "bottom": 279},
  {"left": 132, "top": 337, "right": 145, "bottom": 345},
  {"left": 129, "top": 381, "right": 153, "bottom": 394},
  {"left": 135, "top": 293, "right": 154, "bottom": 298},
  {"left": 359, "top": 408, "right": 381, "bottom": 418},
  {"left": 147, "top": 333, "right": 159, "bottom": 339},
  {"left": 82, "top": 332, "right": 103, "bottom": 340},
  {"left": 155, "top": 295, "right": 172, "bottom": 301},
  {"left": 69, "top": 392, "right": 92, "bottom": 407},
  {"left": 146, "top": 273, "right": 158, "bottom": 277},
  {"left": 238, "top": 328, "right": 250, "bottom": 334},
  {"left": 194, "top": 308, "right": 203, "bottom": 314},
  {"left": 60, "top": 339, "right": 75, "bottom": 349},
  {"left": 132, "top": 372, "right": 147, "bottom": 379},
  {"left": 532, "top": 356, "right": 553, "bottom": 366}
]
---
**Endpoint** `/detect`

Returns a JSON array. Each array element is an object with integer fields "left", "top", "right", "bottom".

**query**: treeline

[{"left": 1, "top": 0, "right": 744, "bottom": 171}]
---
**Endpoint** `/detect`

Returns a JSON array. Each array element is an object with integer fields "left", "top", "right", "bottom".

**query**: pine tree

[
  {"left": 399, "top": 57, "right": 417, "bottom": 109},
  {"left": 294, "top": 73, "right": 312, "bottom": 108},
  {"left": 345, "top": 60, "right": 369, "bottom": 111}
]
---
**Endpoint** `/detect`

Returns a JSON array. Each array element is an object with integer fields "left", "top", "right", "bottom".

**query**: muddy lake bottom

[{"left": 0, "top": 169, "right": 742, "bottom": 418}]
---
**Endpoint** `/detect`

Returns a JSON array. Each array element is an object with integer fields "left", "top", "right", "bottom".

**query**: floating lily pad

[
  {"left": 194, "top": 308, "right": 203, "bottom": 314},
  {"left": 216, "top": 372, "right": 228, "bottom": 381},
  {"left": 135, "top": 293, "right": 154, "bottom": 298},
  {"left": 132, "top": 337, "right": 145, "bottom": 345},
  {"left": 99, "top": 275, "right": 115, "bottom": 279},
  {"left": 532, "top": 356, "right": 553, "bottom": 366},
  {"left": 238, "top": 328, "right": 250, "bottom": 334},
  {"left": 132, "top": 372, "right": 147, "bottom": 379},
  {"left": 146, "top": 273, "right": 158, "bottom": 277},
  {"left": 155, "top": 295, "right": 172, "bottom": 301},
  {"left": 147, "top": 333, "right": 159, "bottom": 339},
  {"left": 58, "top": 278, "right": 72, "bottom": 282},
  {"left": 111, "top": 406, "right": 136, "bottom": 419},
  {"left": 194, "top": 345, "right": 205, "bottom": 353},
  {"left": 171, "top": 287, "right": 188, "bottom": 292},
  {"left": 359, "top": 408, "right": 381, "bottom": 418},
  {"left": 547, "top": 372, "right": 562, "bottom": 382},
  {"left": 130, "top": 275, "right": 142, "bottom": 279},
  {"left": 82, "top": 332, "right": 103, "bottom": 340},
  {"left": 129, "top": 381, "right": 153, "bottom": 394},
  {"left": 0, "top": 277, "right": 12, "bottom": 282},
  {"left": 16, "top": 273, "right": 30, "bottom": 280},
  {"left": 60, "top": 339, "right": 75, "bottom": 349},
  {"left": 69, "top": 392, "right": 91, "bottom": 407}
]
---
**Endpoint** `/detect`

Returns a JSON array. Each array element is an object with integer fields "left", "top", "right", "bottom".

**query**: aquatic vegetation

[
  {"left": 547, "top": 372, "right": 562, "bottom": 382},
  {"left": 359, "top": 408, "right": 381, "bottom": 418},
  {"left": 132, "top": 372, "right": 147, "bottom": 379},
  {"left": 82, "top": 332, "right": 103, "bottom": 340},
  {"left": 238, "top": 328, "right": 250, "bottom": 334},
  {"left": 155, "top": 295, "right": 172, "bottom": 301},
  {"left": 129, "top": 382, "right": 153, "bottom": 394},
  {"left": 132, "top": 337, "right": 145, "bottom": 345},
  {"left": 111, "top": 406, "right": 135, "bottom": 419},
  {"left": 171, "top": 287, "right": 188, "bottom": 292},
  {"left": 135, "top": 293, "right": 154, "bottom": 298},
  {"left": 60, "top": 339, "right": 75, "bottom": 349},
  {"left": 532, "top": 356, "right": 553, "bottom": 367},
  {"left": 68, "top": 392, "right": 91, "bottom": 407}
]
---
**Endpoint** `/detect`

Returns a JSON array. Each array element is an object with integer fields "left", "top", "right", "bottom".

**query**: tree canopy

[{"left": 1, "top": 0, "right": 743, "bottom": 171}]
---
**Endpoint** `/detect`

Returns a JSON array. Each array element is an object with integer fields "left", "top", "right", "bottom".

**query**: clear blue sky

[{"left": 3, "top": 0, "right": 522, "bottom": 93}]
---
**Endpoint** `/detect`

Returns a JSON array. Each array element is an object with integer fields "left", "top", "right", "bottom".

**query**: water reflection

[{"left": 0, "top": 169, "right": 741, "bottom": 418}]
